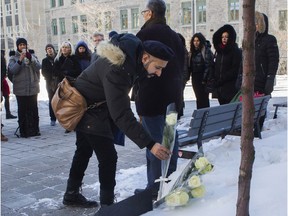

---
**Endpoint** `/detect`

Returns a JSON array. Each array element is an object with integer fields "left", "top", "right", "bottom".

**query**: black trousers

[
  {"left": 192, "top": 73, "right": 210, "bottom": 109},
  {"left": 46, "top": 84, "right": 56, "bottom": 121},
  {"left": 68, "top": 131, "right": 118, "bottom": 191},
  {"left": 16, "top": 95, "right": 40, "bottom": 137}
]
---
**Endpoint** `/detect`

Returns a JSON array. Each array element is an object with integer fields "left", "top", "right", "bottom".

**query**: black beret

[
  {"left": 16, "top": 38, "right": 27, "bottom": 47},
  {"left": 143, "top": 40, "right": 174, "bottom": 61}
]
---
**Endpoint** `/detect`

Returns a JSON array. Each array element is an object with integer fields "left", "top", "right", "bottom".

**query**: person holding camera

[{"left": 8, "top": 38, "right": 41, "bottom": 138}]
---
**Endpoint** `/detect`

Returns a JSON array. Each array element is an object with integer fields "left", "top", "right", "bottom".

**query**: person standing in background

[
  {"left": 254, "top": 11, "right": 279, "bottom": 131},
  {"left": 8, "top": 38, "right": 41, "bottom": 138},
  {"left": 91, "top": 32, "right": 104, "bottom": 63},
  {"left": 212, "top": 24, "right": 242, "bottom": 105},
  {"left": 187, "top": 32, "right": 214, "bottom": 109},
  {"left": 133, "top": 0, "right": 185, "bottom": 200},
  {"left": 75, "top": 40, "right": 91, "bottom": 72},
  {"left": 41, "top": 44, "right": 57, "bottom": 126}
]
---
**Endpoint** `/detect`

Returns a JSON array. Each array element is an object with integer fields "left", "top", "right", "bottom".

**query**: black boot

[
  {"left": 6, "top": 113, "right": 17, "bottom": 119},
  {"left": 63, "top": 181, "right": 98, "bottom": 208},
  {"left": 100, "top": 189, "right": 115, "bottom": 206}
]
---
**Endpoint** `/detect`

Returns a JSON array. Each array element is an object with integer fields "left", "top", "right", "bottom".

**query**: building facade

[{"left": 1, "top": 0, "right": 287, "bottom": 73}]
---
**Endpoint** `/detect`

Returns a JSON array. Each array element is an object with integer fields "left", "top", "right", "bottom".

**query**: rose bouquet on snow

[{"left": 156, "top": 153, "right": 213, "bottom": 207}]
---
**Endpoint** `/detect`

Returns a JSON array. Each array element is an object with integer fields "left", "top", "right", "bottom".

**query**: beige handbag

[{"left": 51, "top": 77, "right": 87, "bottom": 131}]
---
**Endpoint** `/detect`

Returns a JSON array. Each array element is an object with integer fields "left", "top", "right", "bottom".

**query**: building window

[
  {"left": 80, "top": 0, "right": 85, "bottom": 3},
  {"left": 5, "top": 4, "right": 12, "bottom": 15},
  {"left": 71, "top": 0, "right": 77, "bottom": 4},
  {"left": 131, "top": 8, "right": 139, "bottom": 29},
  {"left": 196, "top": 0, "right": 206, "bottom": 24},
  {"left": 104, "top": 11, "right": 112, "bottom": 31},
  {"left": 279, "top": 10, "right": 287, "bottom": 30},
  {"left": 166, "top": 3, "right": 171, "bottom": 25},
  {"left": 59, "top": 0, "right": 64, "bottom": 7},
  {"left": 181, "top": 2, "right": 192, "bottom": 25},
  {"left": 72, "top": 16, "right": 78, "bottom": 33},
  {"left": 120, "top": 9, "right": 128, "bottom": 30},
  {"left": 52, "top": 19, "right": 58, "bottom": 35},
  {"left": 51, "top": 0, "right": 56, "bottom": 8},
  {"left": 14, "top": 2, "right": 18, "bottom": 14},
  {"left": 59, "top": 18, "right": 66, "bottom": 34},
  {"left": 228, "top": 0, "right": 239, "bottom": 22},
  {"left": 80, "top": 15, "right": 87, "bottom": 32}
]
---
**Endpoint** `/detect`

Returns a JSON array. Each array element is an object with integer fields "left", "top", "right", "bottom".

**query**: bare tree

[{"left": 236, "top": 1, "right": 256, "bottom": 216}]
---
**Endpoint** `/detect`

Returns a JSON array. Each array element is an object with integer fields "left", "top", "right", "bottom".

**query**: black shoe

[
  {"left": 100, "top": 189, "right": 115, "bottom": 206},
  {"left": 63, "top": 191, "right": 98, "bottom": 208},
  {"left": 6, "top": 114, "right": 17, "bottom": 119},
  {"left": 65, "top": 129, "right": 71, "bottom": 133}
]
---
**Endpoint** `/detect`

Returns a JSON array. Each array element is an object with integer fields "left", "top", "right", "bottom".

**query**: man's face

[
  {"left": 142, "top": 53, "right": 168, "bottom": 78},
  {"left": 61, "top": 45, "right": 71, "bottom": 57},
  {"left": 93, "top": 36, "right": 104, "bottom": 47},
  {"left": 18, "top": 43, "right": 27, "bottom": 52},
  {"left": 46, "top": 47, "right": 55, "bottom": 56},
  {"left": 141, "top": 8, "right": 152, "bottom": 22}
]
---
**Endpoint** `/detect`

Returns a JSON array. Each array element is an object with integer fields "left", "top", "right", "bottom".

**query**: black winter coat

[
  {"left": 74, "top": 34, "right": 154, "bottom": 149},
  {"left": 212, "top": 24, "right": 242, "bottom": 102},
  {"left": 41, "top": 55, "right": 56, "bottom": 90},
  {"left": 135, "top": 19, "right": 185, "bottom": 116},
  {"left": 53, "top": 55, "right": 81, "bottom": 80},
  {"left": 255, "top": 13, "right": 279, "bottom": 94}
]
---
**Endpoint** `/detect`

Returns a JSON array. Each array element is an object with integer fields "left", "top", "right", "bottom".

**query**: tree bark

[{"left": 236, "top": 1, "right": 256, "bottom": 216}]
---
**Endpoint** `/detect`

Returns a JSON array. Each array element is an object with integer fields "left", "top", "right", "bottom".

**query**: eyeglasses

[{"left": 141, "top": 9, "right": 150, "bottom": 15}]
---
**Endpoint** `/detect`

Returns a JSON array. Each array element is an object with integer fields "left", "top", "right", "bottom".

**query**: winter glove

[
  {"left": 264, "top": 75, "right": 275, "bottom": 95},
  {"left": 25, "top": 52, "right": 32, "bottom": 61}
]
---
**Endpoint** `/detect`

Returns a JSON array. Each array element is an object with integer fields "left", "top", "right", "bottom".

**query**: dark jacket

[
  {"left": 41, "top": 54, "right": 57, "bottom": 91},
  {"left": 74, "top": 34, "right": 154, "bottom": 149},
  {"left": 212, "top": 24, "right": 242, "bottom": 101},
  {"left": 75, "top": 40, "right": 91, "bottom": 72},
  {"left": 53, "top": 54, "right": 81, "bottom": 80},
  {"left": 255, "top": 12, "right": 279, "bottom": 95},
  {"left": 187, "top": 33, "right": 214, "bottom": 83},
  {"left": 135, "top": 18, "right": 185, "bottom": 116}
]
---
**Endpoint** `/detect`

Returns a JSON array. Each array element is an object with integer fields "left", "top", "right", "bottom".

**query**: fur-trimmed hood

[
  {"left": 256, "top": 11, "right": 269, "bottom": 35},
  {"left": 213, "top": 24, "right": 237, "bottom": 53},
  {"left": 97, "top": 33, "right": 143, "bottom": 69}
]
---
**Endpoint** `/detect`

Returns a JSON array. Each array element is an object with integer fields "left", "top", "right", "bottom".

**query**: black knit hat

[
  {"left": 16, "top": 38, "right": 27, "bottom": 47},
  {"left": 45, "top": 44, "right": 55, "bottom": 52},
  {"left": 143, "top": 40, "right": 174, "bottom": 61}
]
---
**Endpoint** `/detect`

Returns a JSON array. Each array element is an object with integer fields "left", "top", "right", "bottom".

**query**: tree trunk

[{"left": 236, "top": 1, "right": 256, "bottom": 216}]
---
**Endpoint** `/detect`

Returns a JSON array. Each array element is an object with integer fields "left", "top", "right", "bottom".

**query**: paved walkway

[{"left": 1, "top": 80, "right": 286, "bottom": 215}]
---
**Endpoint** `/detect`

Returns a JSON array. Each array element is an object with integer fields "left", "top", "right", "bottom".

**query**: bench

[
  {"left": 178, "top": 95, "right": 270, "bottom": 157},
  {"left": 273, "top": 102, "right": 287, "bottom": 119}
]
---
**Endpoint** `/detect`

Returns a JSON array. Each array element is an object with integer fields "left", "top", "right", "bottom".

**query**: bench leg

[
  {"left": 273, "top": 106, "right": 279, "bottom": 119},
  {"left": 254, "top": 122, "right": 262, "bottom": 139}
]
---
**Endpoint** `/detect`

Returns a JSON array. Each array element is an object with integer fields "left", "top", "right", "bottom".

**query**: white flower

[
  {"left": 195, "top": 157, "right": 213, "bottom": 174},
  {"left": 188, "top": 175, "right": 202, "bottom": 188},
  {"left": 165, "top": 112, "right": 178, "bottom": 126},
  {"left": 165, "top": 189, "right": 190, "bottom": 207},
  {"left": 191, "top": 185, "right": 205, "bottom": 198}
]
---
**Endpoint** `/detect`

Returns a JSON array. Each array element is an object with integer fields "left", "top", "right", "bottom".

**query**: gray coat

[{"left": 8, "top": 51, "right": 41, "bottom": 96}]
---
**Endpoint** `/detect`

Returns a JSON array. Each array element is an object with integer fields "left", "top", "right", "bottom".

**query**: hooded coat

[
  {"left": 255, "top": 12, "right": 279, "bottom": 95},
  {"left": 212, "top": 24, "right": 242, "bottom": 103},
  {"left": 74, "top": 34, "right": 154, "bottom": 149},
  {"left": 75, "top": 40, "right": 92, "bottom": 72}
]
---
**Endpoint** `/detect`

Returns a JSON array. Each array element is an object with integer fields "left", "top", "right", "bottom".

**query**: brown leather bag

[{"left": 51, "top": 77, "right": 87, "bottom": 131}]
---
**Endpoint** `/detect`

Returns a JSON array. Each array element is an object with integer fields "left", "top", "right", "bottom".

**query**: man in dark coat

[
  {"left": 255, "top": 11, "right": 279, "bottom": 130},
  {"left": 62, "top": 34, "right": 175, "bottom": 208},
  {"left": 133, "top": 0, "right": 185, "bottom": 199},
  {"left": 41, "top": 44, "right": 57, "bottom": 126}
]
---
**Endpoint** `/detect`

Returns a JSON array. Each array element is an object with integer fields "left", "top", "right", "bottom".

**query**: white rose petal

[
  {"left": 165, "top": 190, "right": 190, "bottom": 207},
  {"left": 188, "top": 175, "right": 202, "bottom": 188},
  {"left": 191, "top": 185, "right": 205, "bottom": 198},
  {"left": 166, "top": 113, "right": 178, "bottom": 126}
]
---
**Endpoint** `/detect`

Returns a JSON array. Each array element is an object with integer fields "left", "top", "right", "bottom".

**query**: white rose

[
  {"left": 188, "top": 175, "right": 202, "bottom": 188},
  {"left": 166, "top": 112, "right": 178, "bottom": 126},
  {"left": 191, "top": 185, "right": 205, "bottom": 198},
  {"left": 195, "top": 157, "right": 210, "bottom": 171},
  {"left": 165, "top": 189, "right": 190, "bottom": 207}
]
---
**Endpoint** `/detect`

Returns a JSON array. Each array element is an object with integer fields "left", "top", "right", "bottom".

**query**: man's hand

[{"left": 150, "top": 143, "right": 171, "bottom": 160}]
